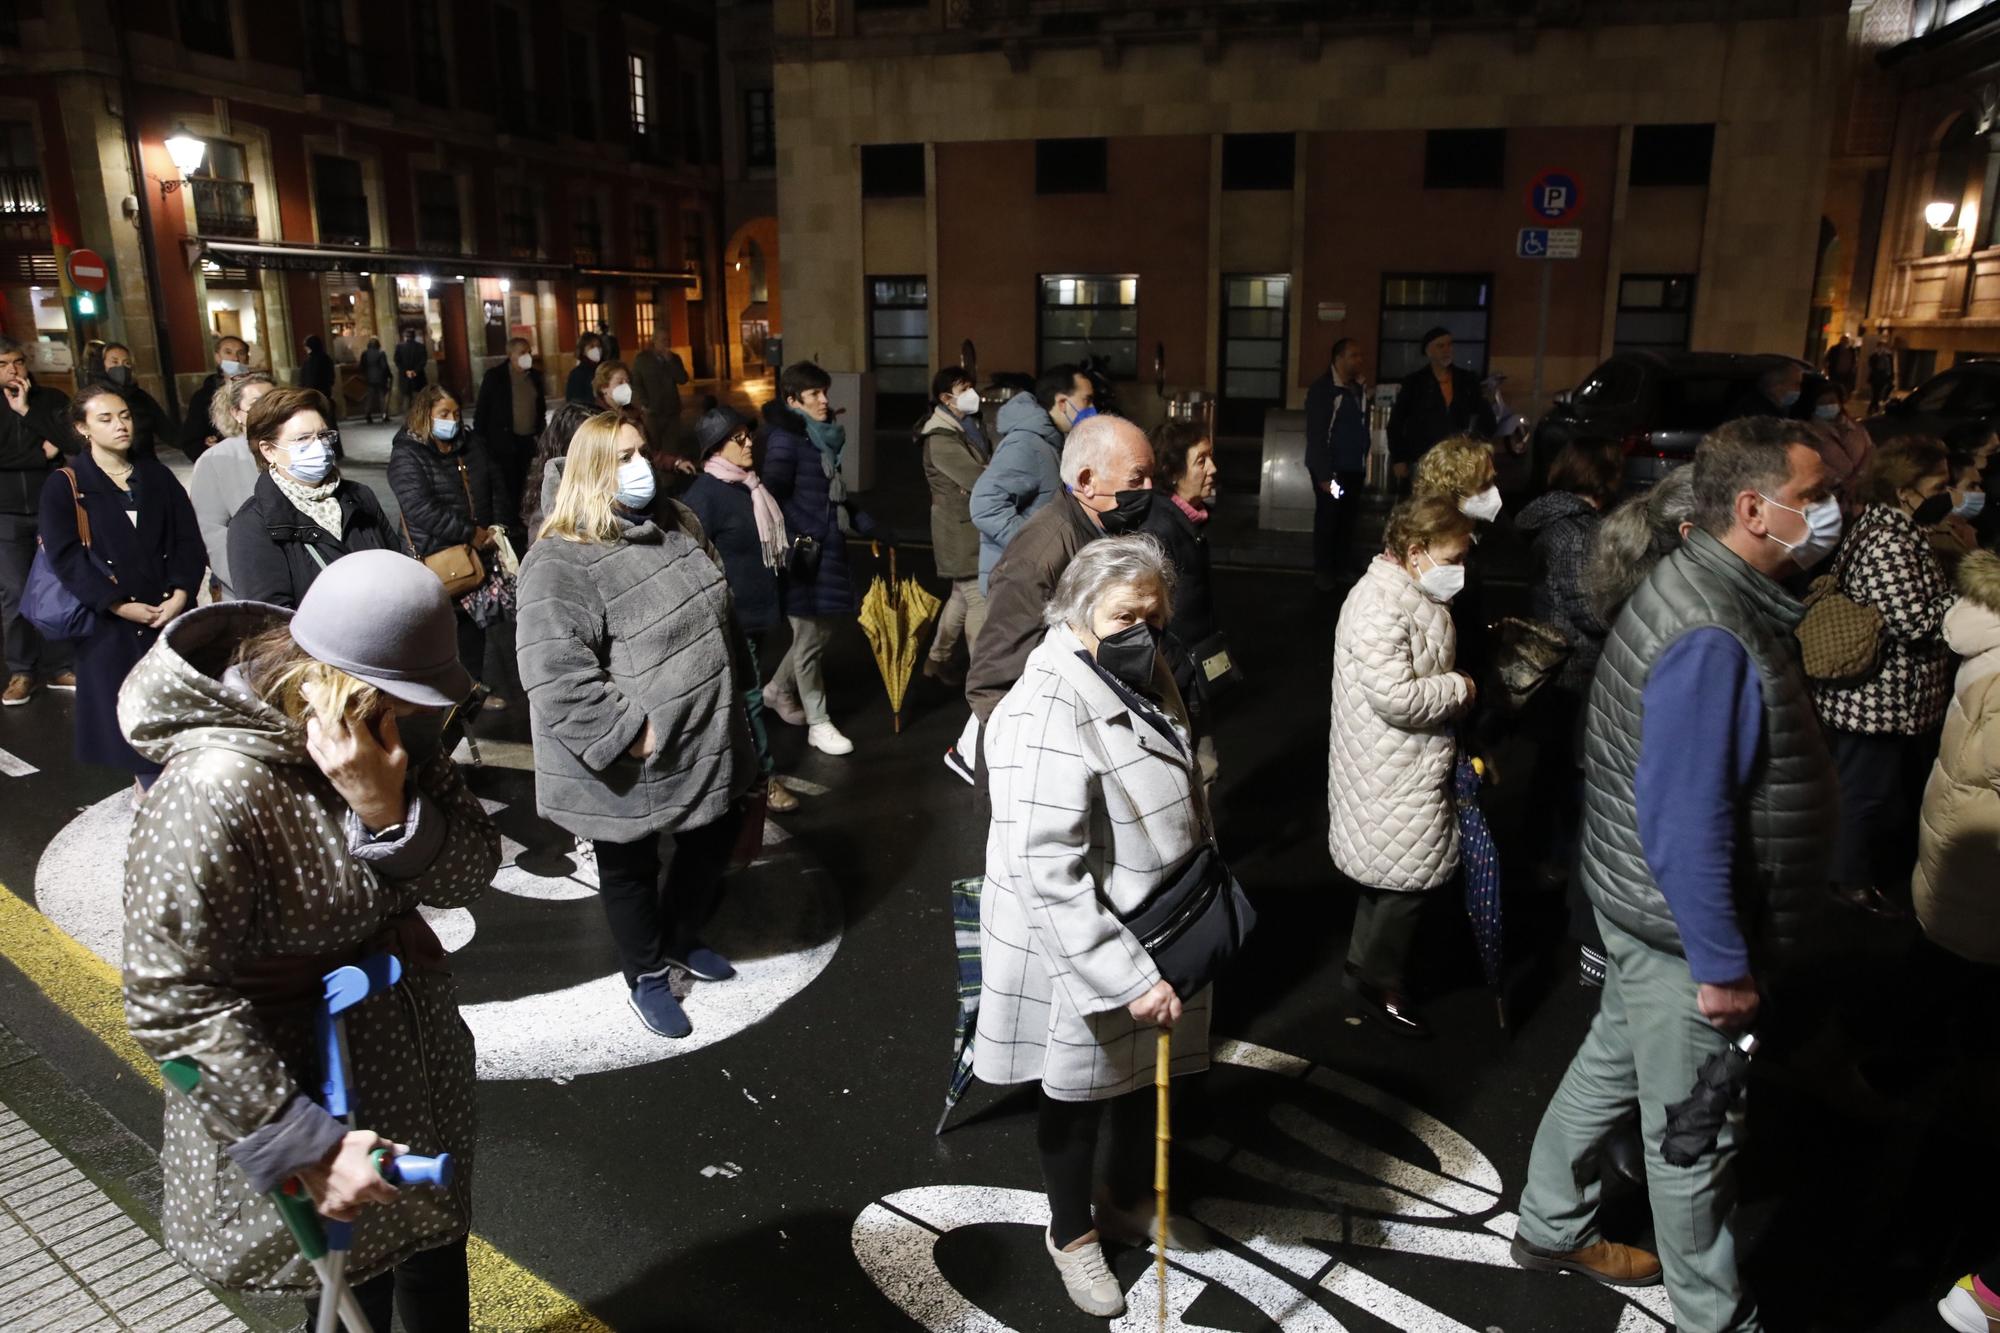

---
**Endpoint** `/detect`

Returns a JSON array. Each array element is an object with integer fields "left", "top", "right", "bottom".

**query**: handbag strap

[{"left": 59, "top": 467, "right": 90, "bottom": 552}]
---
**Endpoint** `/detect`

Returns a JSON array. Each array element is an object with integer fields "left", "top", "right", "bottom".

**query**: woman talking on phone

[{"left": 118, "top": 550, "right": 500, "bottom": 1331}]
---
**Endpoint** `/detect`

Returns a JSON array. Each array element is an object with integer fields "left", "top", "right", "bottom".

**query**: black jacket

[
  {"left": 1140, "top": 495, "right": 1218, "bottom": 709},
  {"left": 300, "top": 347, "right": 336, "bottom": 402},
  {"left": 386, "top": 428, "right": 514, "bottom": 556},
  {"left": 475, "top": 362, "right": 546, "bottom": 445},
  {"left": 0, "top": 381, "right": 73, "bottom": 514},
  {"left": 1303, "top": 372, "right": 1371, "bottom": 482},
  {"left": 226, "top": 472, "right": 401, "bottom": 610},
  {"left": 360, "top": 346, "right": 391, "bottom": 387},
  {"left": 1387, "top": 364, "right": 1495, "bottom": 468},
  {"left": 565, "top": 362, "right": 597, "bottom": 406},
  {"left": 176, "top": 370, "right": 224, "bottom": 461},
  {"left": 87, "top": 374, "right": 173, "bottom": 463},
  {"left": 393, "top": 340, "right": 429, "bottom": 388},
  {"left": 680, "top": 473, "right": 781, "bottom": 636}
]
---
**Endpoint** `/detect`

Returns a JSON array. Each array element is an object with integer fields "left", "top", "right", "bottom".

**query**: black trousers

[
  {"left": 1311, "top": 472, "right": 1366, "bottom": 583},
  {"left": 592, "top": 806, "right": 745, "bottom": 988},
  {"left": 307, "top": 1235, "right": 469, "bottom": 1333},
  {"left": 489, "top": 432, "right": 536, "bottom": 524},
  {"left": 1345, "top": 886, "right": 1429, "bottom": 991},
  {"left": 1827, "top": 725, "right": 1939, "bottom": 897},
  {"left": 1038, "top": 1088, "right": 1157, "bottom": 1250},
  {"left": 0, "top": 512, "right": 70, "bottom": 676},
  {"left": 454, "top": 613, "right": 486, "bottom": 691}
]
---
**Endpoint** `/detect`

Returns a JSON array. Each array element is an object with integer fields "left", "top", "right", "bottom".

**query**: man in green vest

[{"left": 1510, "top": 416, "right": 1839, "bottom": 1331}]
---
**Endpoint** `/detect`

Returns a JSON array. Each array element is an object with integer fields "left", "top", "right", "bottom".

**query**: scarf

[
  {"left": 804, "top": 415, "right": 849, "bottom": 505},
  {"left": 1171, "top": 492, "right": 1210, "bottom": 525},
  {"left": 269, "top": 468, "right": 343, "bottom": 537},
  {"left": 703, "top": 454, "right": 788, "bottom": 569}
]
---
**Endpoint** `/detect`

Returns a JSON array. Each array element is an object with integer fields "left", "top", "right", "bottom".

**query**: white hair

[
  {"left": 1043, "top": 533, "right": 1176, "bottom": 632},
  {"left": 1057, "top": 412, "right": 1144, "bottom": 489}
]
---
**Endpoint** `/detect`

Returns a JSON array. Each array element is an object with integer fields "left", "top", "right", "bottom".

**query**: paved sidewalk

[{"left": 0, "top": 1097, "right": 248, "bottom": 1333}]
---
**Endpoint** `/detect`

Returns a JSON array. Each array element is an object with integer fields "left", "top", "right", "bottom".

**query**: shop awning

[
  {"left": 576, "top": 264, "right": 699, "bottom": 288},
  {"left": 188, "top": 237, "right": 573, "bottom": 280}
]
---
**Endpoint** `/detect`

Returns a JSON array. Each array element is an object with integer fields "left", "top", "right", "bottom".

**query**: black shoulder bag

[{"left": 1118, "top": 844, "right": 1257, "bottom": 999}]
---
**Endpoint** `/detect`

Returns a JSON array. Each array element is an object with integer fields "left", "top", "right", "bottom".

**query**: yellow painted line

[{"left": 0, "top": 885, "right": 610, "bottom": 1333}]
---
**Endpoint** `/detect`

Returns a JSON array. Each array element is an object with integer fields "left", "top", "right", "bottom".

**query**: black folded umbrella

[{"left": 1660, "top": 1030, "right": 1760, "bottom": 1167}]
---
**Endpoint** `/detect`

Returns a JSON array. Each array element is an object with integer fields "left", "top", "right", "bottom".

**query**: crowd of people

[{"left": 0, "top": 318, "right": 1991, "bottom": 1331}]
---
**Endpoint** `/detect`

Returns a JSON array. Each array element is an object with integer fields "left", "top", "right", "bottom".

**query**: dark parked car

[
  {"left": 1532, "top": 351, "right": 1816, "bottom": 489},
  {"left": 1865, "top": 359, "right": 2000, "bottom": 443}
]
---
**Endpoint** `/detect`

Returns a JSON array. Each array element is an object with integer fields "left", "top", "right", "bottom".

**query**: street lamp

[
  {"left": 1926, "top": 200, "right": 1961, "bottom": 232},
  {"left": 158, "top": 125, "right": 207, "bottom": 199}
]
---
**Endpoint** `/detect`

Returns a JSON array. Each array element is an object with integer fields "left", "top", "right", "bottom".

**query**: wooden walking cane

[{"left": 1155, "top": 1025, "right": 1171, "bottom": 1330}]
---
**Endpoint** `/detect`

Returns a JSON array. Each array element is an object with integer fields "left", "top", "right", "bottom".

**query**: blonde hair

[
  {"left": 539, "top": 412, "right": 642, "bottom": 544},
  {"left": 1412, "top": 435, "right": 1496, "bottom": 500},
  {"left": 232, "top": 626, "right": 383, "bottom": 728},
  {"left": 1383, "top": 495, "right": 1476, "bottom": 559},
  {"left": 403, "top": 386, "right": 458, "bottom": 443},
  {"left": 209, "top": 371, "right": 275, "bottom": 438}
]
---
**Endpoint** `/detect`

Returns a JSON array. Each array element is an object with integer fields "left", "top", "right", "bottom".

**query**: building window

[
  {"left": 861, "top": 144, "right": 925, "bottom": 199},
  {"left": 869, "top": 277, "right": 929, "bottom": 396},
  {"left": 567, "top": 32, "right": 597, "bottom": 139},
  {"left": 493, "top": 5, "right": 532, "bottom": 134},
  {"left": 629, "top": 54, "right": 650, "bottom": 137},
  {"left": 1379, "top": 273, "right": 1491, "bottom": 381},
  {"left": 1220, "top": 274, "right": 1290, "bottom": 406},
  {"left": 0, "top": 122, "right": 45, "bottom": 220},
  {"left": 1423, "top": 129, "right": 1505, "bottom": 189},
  {"left": 502, "top": 197, "right": 539, "bottom": 256},
  {"left": 302, "top": 3, "right": 360, "bottom": 97},
  {"left": 744, "top": 89, "right": 774, "bottom": 170},
  {"left": 1222, "top": 134, "right": 1294, "bottom": 191},
  {"left": 1040, "top": 274, "right": 1138, "bottom": 379},
  {"left": 1629, "top": 124, "right": 1715, "bottom": 188},
  {"left": 192, "top": 139, "right": 255, "bottom": 237},
  {"left": 1036, "top": 138, "right": 1107, "bottom": 195},
  {"left": 410, "top": 0, "right": 448, "bottom": 107},
  {"left": 575, "top": 290, "right": 602, "bottom": 339},
  {"left": 177, "top": 0, "right": 234, "bottom": 58},
  {"left": 1614, "top": 275, "right": 1696, "bottom": 354},
  {"left": 635, "top": 290, "right": 656, "bottom": 345},
  {"left": 416, "top": 171, "right": 461, "bottom": 253},
  {"left": 681, "top": 68, "right": 710, "bottom": 164},
  {"left": 312, "top": 154, "right": 370, "bottom": 246},
  {"left": 573, "top": 195, "right": 603, "bottom": 264},
  {"left": 683, "top": 209, "right": 707, "bottom": 272},
  {"left": 634, "top": 204, "right": 660, "bottom": 268}
]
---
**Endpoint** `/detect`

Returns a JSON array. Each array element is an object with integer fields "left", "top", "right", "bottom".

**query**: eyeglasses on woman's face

[{"left": 281, "top": 430, "right": 341, "bottom": 450}]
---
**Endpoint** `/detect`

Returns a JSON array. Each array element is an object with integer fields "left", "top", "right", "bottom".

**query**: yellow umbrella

[{"left": 858, "top": 544, "right": 942, "bottom": 733}]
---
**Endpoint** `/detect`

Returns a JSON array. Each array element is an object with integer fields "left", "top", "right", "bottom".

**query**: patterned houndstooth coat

[{"left": 973, "top": 624, "right": 1213, "bottom": 1102}]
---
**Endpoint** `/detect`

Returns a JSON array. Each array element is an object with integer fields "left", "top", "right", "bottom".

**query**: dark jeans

[
  {"left": 489, "top": 432, "right": 536, "bottom": 524},
  {"left": 1827, "top": 725, "right": 1939, "bottom": 897},
  {"left": 0, "top": 512, "right": 70, "bottom": 676},
  {"left": 455, "top": 613, "right": 485, "bottom": 691},
  {"left": 307, "top": 1235, "right": 469, "bottom": 1333},
  {"left": 1038, "top": 1088, "right": 1157, "bottom": 1249},
  {"left": 1311, "top": 472, "right": 1366, "bottom": 583},
  {"left": 1345, "top": 886, "right": 1428, "bottom": 991},
  {"left": 592, "top": 806, "right": 746, "bottom": 988}
]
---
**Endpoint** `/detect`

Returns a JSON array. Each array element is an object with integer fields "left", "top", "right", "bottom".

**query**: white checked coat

[{"left": 973, "top": 624, "right": 1214, "bottom": 1102}]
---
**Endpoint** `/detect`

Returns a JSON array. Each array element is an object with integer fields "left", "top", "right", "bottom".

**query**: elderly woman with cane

[
  {"left": 975, "top": 534, "right": 1229, "bottom": 1320},
  {"left": 118, "top": 550, "right": 500, "bottom": 1332}
]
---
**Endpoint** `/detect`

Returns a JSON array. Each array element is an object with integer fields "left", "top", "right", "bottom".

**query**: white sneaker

[
  {"left": 807, "top": 722, "right": 853, "bottom": 756},
  {"left": 1044, "top": 1229, "right": 1124, "bottom": 1318},
  {"left": 761, "top": 684, "right": 806, "bottom": 726}
]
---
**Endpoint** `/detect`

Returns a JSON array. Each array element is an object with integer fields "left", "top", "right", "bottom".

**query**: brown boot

[
  {"left": 1510, "top": 1234, "right": 1662, "bottom": 1287},
  {"left": 2, "top": 674, "right": 31, "bottom": 706}
]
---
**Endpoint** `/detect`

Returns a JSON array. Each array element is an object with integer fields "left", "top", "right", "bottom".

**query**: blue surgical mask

[
  {"left": 1813, "top": 404, "right": 1840, "bottom": 421},
  {"left": 1760, "top": 492, "right": 1843, "bottom": 569},
  {"left": 219, "top": 359, "right": 244, "bottom": 377},
  {"left": 615, "top": 455, "right": 656, "bottom": 511},
  {"left": 285, "top": 438, "right": 335, "bottom": 484},
  {"left": 1071, "top": 404, "right": 1098, "bottom": 426},
  {"left": 1956, "top": 490, "right": 1988, "bottom": 521},
  {"left": 431, "top": 418, "right": 459, "bottom": 440},
  {"left": 1777, "top": 390, "right": 1801, "bottom": 409}
]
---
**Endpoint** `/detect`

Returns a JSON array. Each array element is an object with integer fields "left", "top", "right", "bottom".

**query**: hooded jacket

[
  {"left": 1516, "top": 490, "right": 1608, "bottom": 694},
  {"left": 1914, "top": 552, "right": 2000, "bottom": 963},
  {"left": 116, "top": 604, "right": 499, "bottom": 1291},
  {"left": 968, "top": 393, "right": 1064, "bottom": 591},
  {"left": 920, "top": 404, "right": 989, "bottom": 581}
]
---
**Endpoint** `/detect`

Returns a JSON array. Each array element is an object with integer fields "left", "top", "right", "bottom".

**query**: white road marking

[{"left": 0, "top": 747, "right": 38, "bottom": 777}]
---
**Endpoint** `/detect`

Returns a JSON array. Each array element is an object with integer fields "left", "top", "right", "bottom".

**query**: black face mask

[
  {"left": 397, "top": 711, "right": 446, "bottom": 769},
  {"left": 106, "top": 365, "right": 131, "bottom": 385},
  {"left": 1911, "top": 492, "right": 1954, "bottom": 528},
  {"left": 1097, "top": 488, "right": 1154, "bottom": 535},
  {"left": 1094, "top": 622, "right": 1158, "bottom": 691}
]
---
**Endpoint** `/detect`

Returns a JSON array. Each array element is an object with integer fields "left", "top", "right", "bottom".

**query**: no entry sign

[
  {"left": 1525, "top": 170, "right": 1581, "bottom": 223},
  {"left": 65, "top": 249, "right": 108, "bottom": 293}
]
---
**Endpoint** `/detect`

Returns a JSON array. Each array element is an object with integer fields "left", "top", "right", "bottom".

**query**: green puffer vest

[{"left": 1579, "top": 529, "right": 1837, "bottom": 962}]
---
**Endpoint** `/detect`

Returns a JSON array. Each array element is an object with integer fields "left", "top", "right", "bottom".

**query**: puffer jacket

[
  {"left": 1914, "top": 554, "right": 2000, "bottom": 964},
  {"left": 761, "top": 402, "right": 858, "bottom": 618},
  {"left": 1326, "top": 555, "right": 1473, "bottom": 892},
  {"left": 1811, "top": 503, "right": 1955, "bottom": 736},
  {"left": 969, "top": 393, "right": 1064, "bottom": 590},
  {"left": 515, "top": 501, "right": 754, "bottom": 842},
  {"left": 385, "top": 427, "right": 515, "bottom": 557},
  {"left": 116, "top": 604, "right": 499, "bottom": 1291},
  {"left": 1516, "top": 490, "right": 1607, "bottom": 694}
]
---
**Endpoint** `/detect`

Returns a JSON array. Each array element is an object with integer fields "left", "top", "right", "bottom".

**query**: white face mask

[
  {"left": 953, "top": 387, "right": 981, "bottom": 416},
  {"left": 284, "top": 437, "right": 335, "bottom": 484},
  {"left": 1460, "top": 485, "right": 1503, "bottom": 522},
  {"left": 219, "top": 359, "right": 244, "bottom": 377},
  {"left": 585, "top": 346, "right": 603, "bottom": 363},
  {"left": 1955, "top": 490, "right": 1988, "bottom": 521},
  {"left": 1415, "top": 552, "right": 1467, "bottom": 602},
  {"left": 615, "top": 455, "right": 655, "bottom": 510},
  {"left": 608, "top": 382, "right": 633, "bottom": 407},
  {"left": 1759, "top": 492, "right": 1843, "bottom": 569},
  {"left": 431, "top": 418, "right": 459, "bottom": 440},
  {"left": 515, "top": 353, "right": 533, "bottom": 371}
]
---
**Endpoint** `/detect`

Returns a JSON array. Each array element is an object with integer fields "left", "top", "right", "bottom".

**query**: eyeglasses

[{"left": 282, "top": 431, "right": 340, "bottom": 450}]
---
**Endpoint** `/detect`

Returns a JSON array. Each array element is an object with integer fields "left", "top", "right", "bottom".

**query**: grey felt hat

[{"left": 288, "top": 550, "right": 472, "bottom": 707}]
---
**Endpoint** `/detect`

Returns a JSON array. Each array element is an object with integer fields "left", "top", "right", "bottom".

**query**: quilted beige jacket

[{"left": 1327, "top": 555, "right": 1474, "bottom": 892}]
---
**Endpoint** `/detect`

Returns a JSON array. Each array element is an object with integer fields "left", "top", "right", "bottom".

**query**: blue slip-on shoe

[
  {"left": 629, "top": 975, "right": 693, "bottom": 1038},
  {"left": 665, "top": 944, "right": 736, "bottom": 982}
]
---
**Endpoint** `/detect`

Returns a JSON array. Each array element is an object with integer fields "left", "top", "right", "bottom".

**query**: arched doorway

[{"left": 724, "top": 217, "right": 780, "bottom": 387}]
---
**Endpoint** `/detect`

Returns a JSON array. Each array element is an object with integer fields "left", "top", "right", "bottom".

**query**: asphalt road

[{"left": 0, "top": 446, "right": 1974, "bottom": 1332}]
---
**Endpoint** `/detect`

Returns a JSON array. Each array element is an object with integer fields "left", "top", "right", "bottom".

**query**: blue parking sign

[{"left": 1526, "top": 170, "right": 1581, "bottom": 222}]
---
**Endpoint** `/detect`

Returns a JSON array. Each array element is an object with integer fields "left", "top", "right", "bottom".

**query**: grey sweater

[{"left": 516, "top": 502, "right": 754, "bottom": 841}]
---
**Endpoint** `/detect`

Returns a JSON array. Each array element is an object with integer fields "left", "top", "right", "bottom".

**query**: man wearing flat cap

[{"left": 1387, "top": 326, "right": 1496, "bottom": 488}]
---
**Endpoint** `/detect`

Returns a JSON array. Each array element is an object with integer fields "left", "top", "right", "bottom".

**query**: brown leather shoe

[
  {"left": 44, "top": 671, "right": 75, "bottom": 691},
  {"left": 1510, "top": 1234, "right": 1662, "bottom": 1287},
  {"left": 765, "top": 779, "right": 800, "bottom": 813},
  {"left": 2, "top": 674, "right": 31, "bottom": 706}
]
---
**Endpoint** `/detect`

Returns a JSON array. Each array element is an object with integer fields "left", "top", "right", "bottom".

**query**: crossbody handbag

[
  {"left": 1117, "top": 844, "right": 1257, "bottom": 999},
  {"left": 1796, "top": 517, "right": 1883, "bottom": 683},
  {"left": 401, "top": 457, "right": 486, "bottom": 598},
  {"left": 22, "top": 467, "right": 109, "bottom": 641}
]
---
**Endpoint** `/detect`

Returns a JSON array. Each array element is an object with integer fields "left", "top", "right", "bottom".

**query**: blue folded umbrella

[{"left": 937, "top": 876, "right": 983, "bottom": 1135}]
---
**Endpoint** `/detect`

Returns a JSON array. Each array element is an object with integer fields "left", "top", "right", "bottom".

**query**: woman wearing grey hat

[
  {"left": 516, "top": 412, "right": 757, "bottom": 1039},
  {"left": 116, "top": 548, "right": 500, "bottom": 1333}
]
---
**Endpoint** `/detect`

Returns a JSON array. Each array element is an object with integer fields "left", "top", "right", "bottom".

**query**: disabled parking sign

[{"left": 1526, "top": 169, "right": 1581, "bottom": 222}]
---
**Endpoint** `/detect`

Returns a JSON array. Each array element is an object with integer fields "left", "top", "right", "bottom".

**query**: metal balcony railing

[
  {"left": 191, "top": 178, "right": 256, "bottom": 237},
  {"left": 0, "top": 167, "right": 45, "bottom": 216}
]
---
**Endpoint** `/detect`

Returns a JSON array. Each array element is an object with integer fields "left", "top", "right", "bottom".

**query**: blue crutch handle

[
  {"left": 316, "top": 956, "right": 403, "bottom": 1120},
  {"left": 371, "top": 1149, "right": 454, "bottom": 1189}
]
